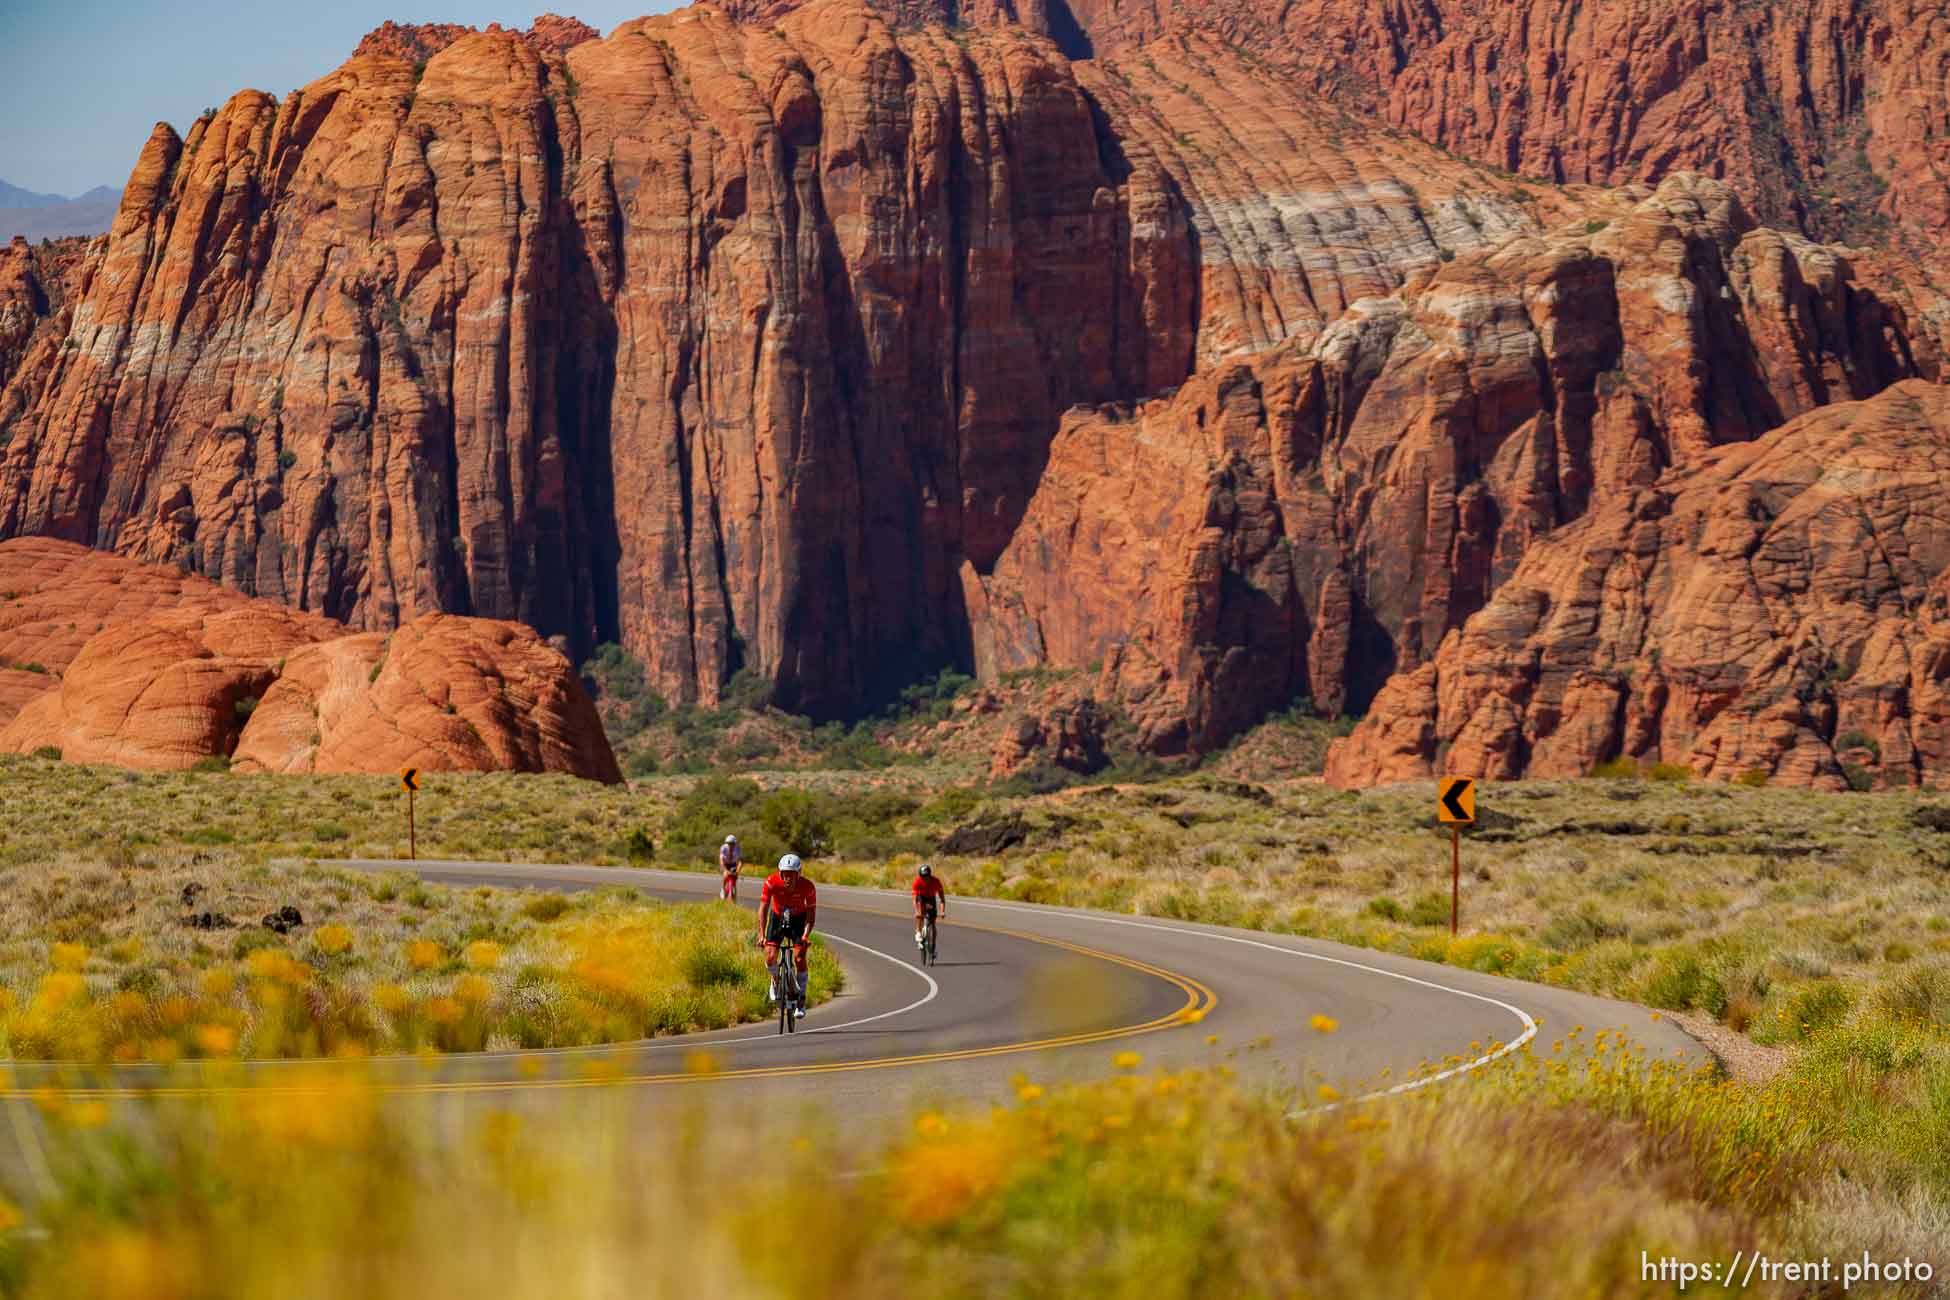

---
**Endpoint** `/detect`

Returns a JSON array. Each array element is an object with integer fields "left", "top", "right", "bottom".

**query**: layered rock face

[
  {"left": 352, "top": 14, "right": 599, "bottom": 62},
  {"left": 3, "top": 0, "right": 1949, "bottom": 785},
  {"left": 0, "top": 538, "right": 617, "bottom": 779},
  {"left": 1326, "top": 381, "right": 1950, "bottom": 789},
  {"left": 0, "top": 7, "right": 1542, "bottom": 717},
  {"left": 993, "top": 0, "right": 1950, "bottom": 265},
  {"left": 970, "top": 174, "right": 1931, "bottom": 752}
]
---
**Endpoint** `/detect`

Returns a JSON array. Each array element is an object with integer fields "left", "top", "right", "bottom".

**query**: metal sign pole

[{"left": 1450, "top": 825, "right": 1459, "bottom": 936}]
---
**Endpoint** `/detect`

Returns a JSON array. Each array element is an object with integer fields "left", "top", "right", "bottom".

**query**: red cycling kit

[
  {"left": 758, "top": 871, "right": 818, "bottom": 975},
  {"left": 912, "top": 873, "right": 945, "bottom": 918}
]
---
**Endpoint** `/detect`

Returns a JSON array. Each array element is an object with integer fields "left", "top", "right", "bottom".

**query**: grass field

[
  {"left": 10, "top": 754, "right": 1939, "bottom": 1049},
  {"left": 0, "top": 753, "right": 1946, "bottom": 1290},
  {"left": 0, "top": 854, "right": 838, "bottom": 1060}
]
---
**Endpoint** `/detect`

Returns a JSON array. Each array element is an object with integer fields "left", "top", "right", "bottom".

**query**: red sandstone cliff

[
  {"left": 1326, "top": 380, "right": 1950, "bottom": 790},
  {"left": 0, "top": 538, "right": 618, "bottom": 780},
  {"left": 970, "top": 174, "right": 1932, "bottom": 752},
  {"left": 0, "top": 7, "right": 1556, "bottom": 719},
  {"left": 3, "top": 0, "right": 1950, "bottom": 785},
  {"left": 788, "top": 0, "right": 1950, "bottom": 268}
]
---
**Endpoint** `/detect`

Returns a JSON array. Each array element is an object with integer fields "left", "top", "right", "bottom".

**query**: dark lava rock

[{"left": 940, "top": 815, "right": 1030, "bottom": 856}]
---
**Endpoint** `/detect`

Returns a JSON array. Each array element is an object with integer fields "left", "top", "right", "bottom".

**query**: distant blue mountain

[
  {"left": 0, "top": 180, "right": 70, "bottom": 209},
  {"left": 0, "top": 179, "right": 122, "bottom": 242}
]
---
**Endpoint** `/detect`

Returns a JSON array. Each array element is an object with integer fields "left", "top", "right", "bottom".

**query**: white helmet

[
  {"left": 778, "top": 853, "right": 802, "bottom": 873},
  {"left": 725, "top": 834, "right": 738, "bottom": 844}
]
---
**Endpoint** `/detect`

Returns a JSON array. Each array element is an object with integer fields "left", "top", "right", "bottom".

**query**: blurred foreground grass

[{"left": 2, "top": 1018, "right": 1943, "bottom": 1299}]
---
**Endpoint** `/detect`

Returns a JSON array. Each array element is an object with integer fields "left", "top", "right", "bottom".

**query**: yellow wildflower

[
  {"left": 48, "top": 942, "right": 88, "bottom": 972},
  {"left": 406, "top": 940, "right": 442, "bottom": 971},
  {"left": 1310, "top": 1014, "right": 1340, "bottom": 1034},
  {"left": 1113, "top": 1051, "right": 1143, "bottom": 1070},
  {"left": 463, "top": 941, "right": 502, "bottom": 971},
  {"left": 314, "top": 925, "right": 354, "bottom": 956}
]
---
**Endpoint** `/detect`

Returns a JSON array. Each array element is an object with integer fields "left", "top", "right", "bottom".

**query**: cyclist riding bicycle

[
  {"left": 912, "top": 863, "right": 946, "bottom": 948},
  {"left": 757, "top": 853, "right": 816, "bottom": 1011},
  {"left": 718, "top": 834, "right": 742, "bottom": 901}
]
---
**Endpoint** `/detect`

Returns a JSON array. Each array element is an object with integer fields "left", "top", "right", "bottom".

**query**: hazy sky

[{"left": 1, "top": 1, "right": 682, "bottom": 196}]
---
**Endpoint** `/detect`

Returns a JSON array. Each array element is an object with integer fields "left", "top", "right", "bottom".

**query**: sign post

[
  {"left": 401, "top": 767, "right": 421, "bottom": 860},
  {"left": 1436, "top": 776, "right": 1476, "bottom": 936}
]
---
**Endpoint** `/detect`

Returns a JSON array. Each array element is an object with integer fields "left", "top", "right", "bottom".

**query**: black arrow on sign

[{"left": 1441, "top": 778, "right": 1473, "bottom": 821}]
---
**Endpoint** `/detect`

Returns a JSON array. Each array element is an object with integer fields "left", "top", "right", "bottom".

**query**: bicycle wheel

[
  {"left": 924, "top": 919, "right": 936, "bottom": 967},
  {"left": 785, "top": 954, "right": 798, "bottom": 1033}
]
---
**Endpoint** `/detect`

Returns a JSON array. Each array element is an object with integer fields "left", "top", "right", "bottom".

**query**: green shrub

[
  {"left": 191, "top": 756, "right": 231, "bottom": 773},
  {"left": 30, "top": 745, "right": 60, "bottom": 761},
  {"left": 311, "top": 822, "right": 350, "bottom": 843},
  {"left": 1641, "top": 951, "right": 1710, "bottom": 1012},
  {"left": 1408, "top": 892, "right": 1451, "bottom": 927},
  {"left": 1590, "top": 757, "right": 1639, "bottom": 779},
  {"left": 682, "top": 944, "right": 746, "bottom": 989},
  {"left": 919, "top": 787, "right": 982, "bottom": 824},
  {"left": 1645, "top": 762, "right": 1692, "bottom": 783},
  {"left": 990, "top": 762, "right": 1083, "bottom": 797},
  {"left": 1877, "top": 962, "right": 1950, "bottom": 1028},
  {"left": 1540, "top": 904, "right": 1628, "bottom": 951},
  {"left": 521, "top": 894, "right": 572, "bottom": 923},
  {"left": 1365, "top": 897, "right": 1406, "bottom": 922},
  {"left": 758, "top": 788, "right": 832, "bottom": 858},
  {"left": 723, "top": 667, "right": 773, "bottom": 711},
  {"left": 1783, "top": 981, "right": 1853, "bottom": 1040},
  {"left": 624, "top": 749, "right": 658, "bottom": 778},
  {"left": 1840, "top": 762, "right": 1875, "bottom": 792},
  {"left": 1734, "top": 768, "right": 1769, "bottom": 787},
  {"left": 623, "top": 827, "right": 657, "bottom": 864}
]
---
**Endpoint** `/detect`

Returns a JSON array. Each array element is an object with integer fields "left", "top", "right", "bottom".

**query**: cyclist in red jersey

[
  {"left": 718, "top": 834, "right": 742, "bottom": 901},
  {"left": 757, "top": 853, "right": 817, "bottom": 1010},
  {"left": 912, "top": 863, "right": 946, "bottom": 948}
]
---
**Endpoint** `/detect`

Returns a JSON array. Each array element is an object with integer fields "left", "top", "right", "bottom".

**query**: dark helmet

[{"left": 918, "top": 864, "right": 933, "bottom": 877}]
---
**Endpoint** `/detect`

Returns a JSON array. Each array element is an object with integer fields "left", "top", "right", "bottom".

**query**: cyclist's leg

[
  {"left": 792, "top": 940, "right": 810, "bottom": 1002},
  {"left": 914, "top": 897, "right": 925, "bottom": 943},
  {"left": 762, "top": 939, "right": 782, "bottom": 999}
]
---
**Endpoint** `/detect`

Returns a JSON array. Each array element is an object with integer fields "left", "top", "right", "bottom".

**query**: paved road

[
  {"left": 0, "top": 859, "right": 1706, "bottom": 1141},
  {"left": 310, "top": 859, "right": 1706, "bottom": 1119}
]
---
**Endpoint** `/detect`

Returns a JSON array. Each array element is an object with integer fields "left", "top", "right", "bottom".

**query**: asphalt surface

[
  {"left": 316, "top": 859, "right": 1707, "bottom": 1117},
  {"left": 0, "top": 859, "right": 1708, "bottom": 1156}
]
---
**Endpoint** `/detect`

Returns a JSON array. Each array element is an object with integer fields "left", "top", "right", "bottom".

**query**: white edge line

[
  {"left": 127, "top": 864, "right": 942, "bottom": 1071},
  {"left": 331, "top": 862, "right": 1536, "bottom": 1103},
  {"left": 946, "top": 896, "right": 1539, "bottom": 1114}
]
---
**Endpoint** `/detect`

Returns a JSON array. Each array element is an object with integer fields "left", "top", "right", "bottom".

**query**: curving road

[
  {"left": 276, "top": 858, "right": 1707, "bottom": 1121},
  {"left": 0, "top": 857, "right": 1707, "bottom": 1156}
]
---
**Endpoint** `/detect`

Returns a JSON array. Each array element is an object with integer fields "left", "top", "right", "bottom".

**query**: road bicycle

[
  {"left": 720, "top": 867, "right": 739, "bottom": 903},
  {"left": 769, "top": 909, "right": 803, "bottom": 1035},
  {"left": 919, "top": 906, "right": 938, "bottom": 967}
]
